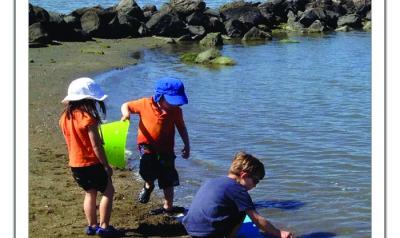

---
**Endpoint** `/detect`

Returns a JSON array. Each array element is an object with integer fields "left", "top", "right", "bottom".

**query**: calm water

[
  {"left": 29, "top": 0, "right": 231, "bottom": 13},
  {"left": 92, "top": 32, "right": 372, "bottom": 238}
]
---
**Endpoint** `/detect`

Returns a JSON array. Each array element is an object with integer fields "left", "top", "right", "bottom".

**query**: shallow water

[{"left": 92, "top": 31, "right": 371, "bottom": 238}]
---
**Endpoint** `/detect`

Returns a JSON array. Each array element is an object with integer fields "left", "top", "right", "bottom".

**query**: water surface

[{"left": 94, "top": 32, "right": 371, "bottom": 238}]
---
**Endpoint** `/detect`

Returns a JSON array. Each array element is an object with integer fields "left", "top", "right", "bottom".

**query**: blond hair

[{"left": 229, "top": 151, "right": 265, "bottom": 180}]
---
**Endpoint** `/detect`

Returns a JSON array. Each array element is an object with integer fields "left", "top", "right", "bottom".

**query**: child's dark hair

[
  {"left": 63, "top": 99, "right": 106, "bottom": 122},
  {"left": 229, "top": 151, "right": 265, "bottom": 181}
]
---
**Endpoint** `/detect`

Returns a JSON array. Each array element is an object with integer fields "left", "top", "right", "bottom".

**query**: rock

[
  {"left": 80, "top": 10, "right": 104, "bottom": 36},
  {"left": 47, "top": 12, "right": 90, "bottom": 41},
  {"left": 29, "top": 4, "right": 50, "bottom": 25},
  {"left": 169, "top": 0, "right": 206, "bottom": 16},
  {"left": 63, "top": 15, "right": 80, "bottom": 29},
  {"left": 220, "top": 5, "right": 266, "bottom": 27},
  {"left": 242, "top": 26, "right": 272, "bottom": 41},
  {"left": 116, "top": 0, "right": 144, "bottom": 21},
  {"left": 298, "top": 7, "right": 326, "bottom": 28},
  {"left": 195, "top": 48, "right": 221, "bottom": 63},
  {"left": 187, "top": 25, "right": 206, "bottom": 36},
  {"left": 362, "top": 20, "right": 371, "bottom": 31},
  {"left": 203, "top": 8, "right": 221, "bottom": 18},
  {"left": 365, "top": 10, "right": 371, "bottom": 20},
  {"left": 199, "top": 32, "right": 223, "bottom": 47},
  {"left": 224, "top": 19, "right": 249, "bottom": 37},
  {"left": 207, "top": 17, "right": 226, "bottom": 33},
  {"left": 29, "top": 22, "right": 50, "bottom": 44},
  {"left": 142, "top": 4, "right": 157, "bottom": 12},
  {"left": 337, "top": 13, "right": 362, "bottom": 28},
  {"left": 177, "top": 34, "right": 194, "bottom": 41},
  {"left": 211, "top": 56, "right": 236, "bottom": 65},
  {"left": 307, "top": 19, "right": 325, "bottom": 32},
  {"left": 186, "top": 11, "right": 209, "bottom": 26},
  {"left": 219, "top": 0, "right": 248, "bottom": 12},
  {"left": 146, "top": 11, "right": 188, "bottom": 36},
  {"left": 335, "top": 25, "right": 350, "bottom": 31},
  {"left": 180, "top": 52, "right": 198, "bottom": 63}
]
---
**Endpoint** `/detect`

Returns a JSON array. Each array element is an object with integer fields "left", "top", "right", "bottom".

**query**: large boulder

[
  {"left": 337, "top": 13, "right": 362, "bottom": 28},
  {"left": 47, "top": 12, "right": 90, "bottom": 41},
  {"left": 199, "top": 32, "right": 223, "bottom": 47},
  {"left": 207, "top": 17, "right": 226, "bottom": 33},
  {"left": 187, "top": 25, "right": 206, "bottom": 36},
  {"left": 80, "top": 8, "right": 116, "bottom": 37},
  {"left": 221, "top": 5, "right": 266, "bottom": 27},
  {"left": 169, "top": 0, "right": 206, "bottom": 16},
  {"left": 242, "top": 26, "right": 272, "bottom": 41},
  {"left": 29, "top": 4, "right": 50, "bottom": 25},
  {"left": 145, "top": 11, "right": 188, "bottom": 37},
  {"left": 116, "top": 0, "right": 144, "bottom": 21},
  {"left": 29, "top": 22, "right": 51, "bottom": 44},
  {"left": 186, "top": 11, "right": 209, "bottom": 26},
  {"left": 298, "top": 7, "right": 326, "bottom": 27},
  {"left": 224, "top": 19, "right": 249, "bottom": 37},
  {"left": 307, "top": 19, "right": 325, "bottom": 32},
  {"left": 195, "top": 48, "right": 221, "bottom": 63}
]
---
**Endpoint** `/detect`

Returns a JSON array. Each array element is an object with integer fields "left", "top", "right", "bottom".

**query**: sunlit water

[
  {"left": 29, "top": 0, "right": 230, "bottom": 14},
  {"left": 89, "top": 32, "right": 371, "bottom": 238}
]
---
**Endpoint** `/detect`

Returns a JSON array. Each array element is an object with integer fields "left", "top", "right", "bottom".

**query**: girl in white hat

[{"left": 59, "top": 77, "right": 117, "bottom": 236}]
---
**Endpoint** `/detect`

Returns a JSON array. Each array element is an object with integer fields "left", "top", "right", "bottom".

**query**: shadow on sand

[{"left": 135, "top": 221, "right": 188, "bottom": 237}]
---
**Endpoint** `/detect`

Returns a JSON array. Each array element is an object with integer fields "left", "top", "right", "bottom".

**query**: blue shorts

[
  {"left": 71, "top": 164, "right": 109, "bottom": 193},
  {"left": 138, "top": 144, "right": 179, "bottom": 189}
]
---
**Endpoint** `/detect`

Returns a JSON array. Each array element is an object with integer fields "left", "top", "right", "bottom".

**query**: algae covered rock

[
  {"left": 211, "top": 56, "right": 236, "bottom": 65},
  {"left": 180, "top": 52, "right": 198, "bottom": 63},
  {"left": 200, "top": 32, "right": 223, "bottom": 47},
  {"left": 195, "top": 48, "right": 221, "bottom": 63},
  {"left": 180, "top": 48, "right": 235, "bottom": 66}
]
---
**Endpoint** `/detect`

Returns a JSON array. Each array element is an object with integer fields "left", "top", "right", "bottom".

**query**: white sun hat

[{"left": 62, "top": 77, "right": 108, "bottom": 103}]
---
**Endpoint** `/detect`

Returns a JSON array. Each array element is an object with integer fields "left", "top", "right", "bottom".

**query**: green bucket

[{"left": 100, "top": 120, "right": 130, "bottom": 169}]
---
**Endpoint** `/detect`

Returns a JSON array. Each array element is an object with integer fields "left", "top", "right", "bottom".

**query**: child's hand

[
  {"left": 120, "top": 114, "right": 130, "bottom": 121},
  {"left": 280, "top": 230, "right": 294, "bottom": 238},
  {"left": 104, "top": 164, "right": 113, "bottom": 177},
  {"left": 181, "top": 146, "right": 190, "bottom": 159}
]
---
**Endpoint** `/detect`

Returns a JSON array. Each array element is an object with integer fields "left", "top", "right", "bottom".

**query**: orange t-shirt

[
  {"left": 59, "top": 110, "right": 100, "bottom": 167},
  {"left": 127, "top": 97, "right": 185, "bottom": 154}
]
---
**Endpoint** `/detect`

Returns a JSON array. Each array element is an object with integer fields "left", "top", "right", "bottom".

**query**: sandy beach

[{"left": 29, "top": 37, "right": 190, "bottom": 237}]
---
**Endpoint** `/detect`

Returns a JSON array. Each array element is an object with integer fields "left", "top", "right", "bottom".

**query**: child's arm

[
  {"left": 88, "top": 124, "right": 113, "bottom": 177},
  {"left": 246, "top": 209, "right": 294, "bottom": 238},
  {"left": 177, "top": 123, "right": 190, "bottom": 159},
  {"left": 120, "top": 102, "right": 131, "bottom": 121}
]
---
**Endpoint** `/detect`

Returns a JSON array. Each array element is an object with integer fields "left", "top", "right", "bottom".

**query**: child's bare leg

[
  {"left": 99, "top": 179, "right": 115, "bottom": 228},
  {"left": 84, "top": 189, "right": 98, "bottom": 227},
  {"left": 163, "top": 186, "right": 174, "bottom": 210},
  {"left": 145, "top": 180, "right": 155, "bottom": 189}
]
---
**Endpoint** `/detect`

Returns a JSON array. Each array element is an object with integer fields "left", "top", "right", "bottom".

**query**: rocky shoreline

[{"left": 29, "top": 0, "right": 371, "bottom": 46}]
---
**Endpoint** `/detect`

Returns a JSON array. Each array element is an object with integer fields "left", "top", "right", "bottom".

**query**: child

[
  {"left": 59, "top": 77, "right": 117, "bottom": 236},
  {"left": 120, "top": 77, "right": 190, "bottom": 215},
  {"left": 182, "top": 151, "right": 294, "bottom": 238}
]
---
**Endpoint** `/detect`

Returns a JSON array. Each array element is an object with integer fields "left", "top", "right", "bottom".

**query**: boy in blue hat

[{"left": 121, "top": 77, "right": 190, "bottom": 215}]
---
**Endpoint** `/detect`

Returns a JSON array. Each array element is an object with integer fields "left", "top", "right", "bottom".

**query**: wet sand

[{"left": 29, "top": 37, "right": 190, "bottom": 237}]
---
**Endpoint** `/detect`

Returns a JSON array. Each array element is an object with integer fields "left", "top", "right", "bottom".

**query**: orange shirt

[
  {"left": 59, "top": 110, "right": 100, "bottom": 167},
  {"left": 127, "top": 97, "right": 185, "bottom": 154}
]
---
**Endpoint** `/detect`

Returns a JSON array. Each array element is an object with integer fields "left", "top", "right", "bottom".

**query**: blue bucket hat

[{"left": 153, "top": 77, "right": 188, "bottom": 105}]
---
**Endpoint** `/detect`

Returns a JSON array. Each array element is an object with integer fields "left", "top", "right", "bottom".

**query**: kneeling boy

[{"left": 182, "top": 151, "right": 294, "bottom": 238}]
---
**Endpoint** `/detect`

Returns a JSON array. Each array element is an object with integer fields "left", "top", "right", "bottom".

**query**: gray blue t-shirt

[{"left": 182, "top": 176, "right": 255, "bottom": 237}]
